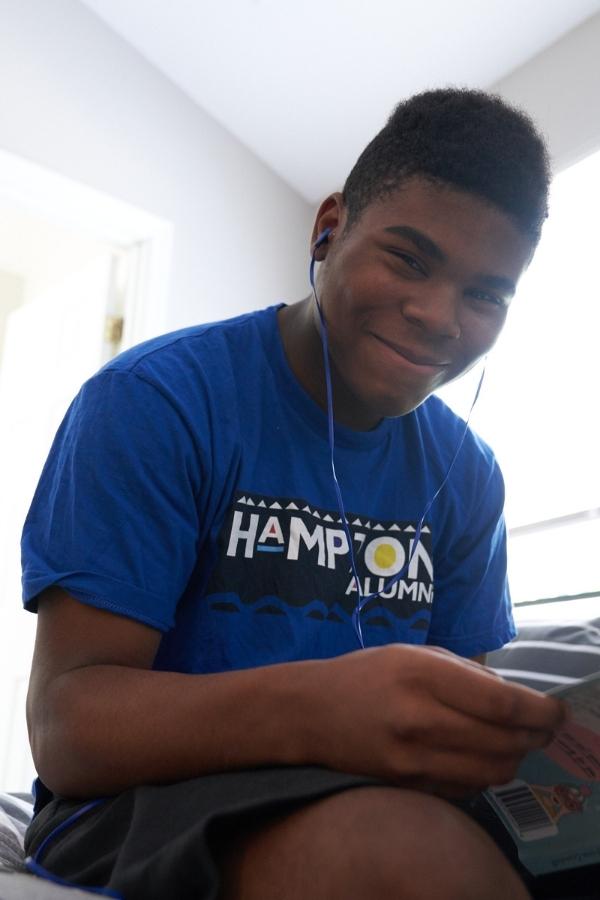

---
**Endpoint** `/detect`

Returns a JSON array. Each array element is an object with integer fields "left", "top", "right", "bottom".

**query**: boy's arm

[{"left": 27, "top": 587, "right": 564, "bottom": 800}]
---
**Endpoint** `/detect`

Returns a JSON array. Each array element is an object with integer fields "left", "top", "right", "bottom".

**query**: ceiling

[{"left": 79, "top": 0, "right": 600, "bottom": 203}]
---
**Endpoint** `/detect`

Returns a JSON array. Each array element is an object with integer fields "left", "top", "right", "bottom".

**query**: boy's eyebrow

[
  {"left": 383, "top": 225, "right": 446, "bottom": 262},
  {"left": 384, "top": 224, "right": 517, "bottom": 296},
  {"left": 475, "top": 273, "right": 516, "bottom": 297}
]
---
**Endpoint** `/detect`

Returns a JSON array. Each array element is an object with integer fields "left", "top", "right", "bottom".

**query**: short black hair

[{"left": 342, "top": 88, "right": 550, "bottom": 243}]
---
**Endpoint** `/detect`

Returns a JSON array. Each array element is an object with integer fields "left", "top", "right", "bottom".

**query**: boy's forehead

[
  {"left": 341, "top": 177, "right": 535, "bottom": 278},
  {"left": 353, "top": 177, "right": 512, "bottom": 230}
]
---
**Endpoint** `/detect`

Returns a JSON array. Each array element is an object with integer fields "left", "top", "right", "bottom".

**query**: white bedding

[{"left": 0, "top": 870, "right": 99, "bottom": 900}]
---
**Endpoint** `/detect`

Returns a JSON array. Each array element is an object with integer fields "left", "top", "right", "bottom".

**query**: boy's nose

[{"left": 401, "top": 287, "right": 461, "bottom": 340}]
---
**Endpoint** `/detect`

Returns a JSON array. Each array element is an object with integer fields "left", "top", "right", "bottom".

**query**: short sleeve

[
  {"left": 21, "top": 370, "right": 203, "bottom": 632},
  {"left": 427, "top": 459, "right": 516, "bottom": 658}
]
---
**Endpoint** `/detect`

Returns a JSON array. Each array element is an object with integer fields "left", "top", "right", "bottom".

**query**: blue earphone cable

[{"left": 310, "top": 232, "right": 485, "bottom": 647}]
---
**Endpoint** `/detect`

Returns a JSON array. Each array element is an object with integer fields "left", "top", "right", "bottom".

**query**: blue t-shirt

[{"left": 22, "top": 304, "right": 515, "bottom": 672}]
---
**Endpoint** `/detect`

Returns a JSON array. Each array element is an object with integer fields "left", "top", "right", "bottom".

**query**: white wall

[
  {"left": 0, "top": 0, "right": 315, "bottom": 332},
  {"left": 493, "top": 12, "right": 600, "bottom": 173}
]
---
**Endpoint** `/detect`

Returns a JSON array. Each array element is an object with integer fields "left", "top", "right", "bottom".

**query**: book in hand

[{"left": 485, "top": 670, "right": 600, "bottom": 877}]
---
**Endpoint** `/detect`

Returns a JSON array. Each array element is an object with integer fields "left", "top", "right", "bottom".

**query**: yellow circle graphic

[
  {"left": 373, "top": 543, "right": 397, "bottom": 570},
  {"left": 365, "top": 536, "right": 405, "bottom": 577}
]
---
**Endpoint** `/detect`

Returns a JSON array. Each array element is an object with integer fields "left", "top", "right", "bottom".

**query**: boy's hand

[{"left": 299, "top": 644, "right": 566, "bottom": 793}]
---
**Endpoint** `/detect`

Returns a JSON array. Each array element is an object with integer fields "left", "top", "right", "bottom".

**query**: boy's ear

[{"left": 311, "top": 192, "right": 345, "bottom": 259}]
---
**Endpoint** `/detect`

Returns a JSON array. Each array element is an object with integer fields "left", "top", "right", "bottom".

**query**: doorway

[{"left": 0, "top": 149, "right": 173, "bottom": 789}]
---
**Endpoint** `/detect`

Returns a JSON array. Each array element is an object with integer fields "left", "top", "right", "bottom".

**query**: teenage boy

[{"left": 23, "top": 89, "right": 569, "bottom": 900}]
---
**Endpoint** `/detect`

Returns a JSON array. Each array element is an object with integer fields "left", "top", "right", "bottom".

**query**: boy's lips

[{"left": 370, "top": 333, "right": 452, "bottom": 369}]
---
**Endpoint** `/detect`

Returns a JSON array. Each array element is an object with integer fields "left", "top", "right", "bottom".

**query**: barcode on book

[{"left": 488, "top": 780, "right": 559, "bottom": 842}]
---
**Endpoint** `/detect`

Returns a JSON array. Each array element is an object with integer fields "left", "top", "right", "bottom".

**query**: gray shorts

[{"left": 24, "top": 767, "right": 598, "bottom": 900}]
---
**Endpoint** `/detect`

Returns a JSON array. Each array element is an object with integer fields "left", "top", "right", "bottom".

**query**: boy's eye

[
  {"left": 467, "top": 288, "right": 507, "bottom": 308},
  {"left": 388, "top": 249, "right": 426, "bottom": 274}
]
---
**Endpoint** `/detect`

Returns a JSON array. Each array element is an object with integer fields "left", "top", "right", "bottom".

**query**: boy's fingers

[
  {"left": 429, "top": 654, "right": 566, "bottom": 730},
  {"left": 409, "top": 706, "right": 554, "bottom": 757}
]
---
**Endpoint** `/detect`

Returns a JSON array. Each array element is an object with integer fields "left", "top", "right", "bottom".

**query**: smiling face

[{"left": 294, "top": 177, "right": 534, "bottom": 429}]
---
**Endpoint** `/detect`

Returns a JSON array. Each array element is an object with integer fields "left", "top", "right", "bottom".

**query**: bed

[{"left": 2, "top": 613, "right": 599, "bottom": 898}]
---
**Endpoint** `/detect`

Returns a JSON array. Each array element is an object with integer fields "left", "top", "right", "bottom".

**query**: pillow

[
  {"left": 0, "top": 793, "right": 33, "bottom": 872},
  {"left": 487, "top": 618, "right": 600, "bottom": 691}
]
